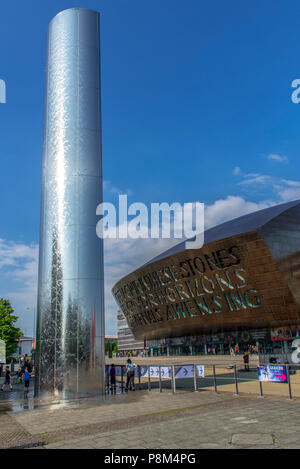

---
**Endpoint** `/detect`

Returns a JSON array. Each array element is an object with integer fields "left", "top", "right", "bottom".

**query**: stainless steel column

[{"left": 35, "top": 8, "right": 104, "bottom": 398}]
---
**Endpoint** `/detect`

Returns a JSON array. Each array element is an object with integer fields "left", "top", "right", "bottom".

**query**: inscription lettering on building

[{"left": 113, "top": 245, "right": 261, "bottom": 333}]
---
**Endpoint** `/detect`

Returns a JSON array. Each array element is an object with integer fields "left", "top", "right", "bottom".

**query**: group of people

[
  {"left": 1, "top": 356, "right": 32, "bottom": 393},
  {"left": 247, "top": 345, "right": 258, "bottom": 354},
  {"left": 1, "top": 365, "right": 31, "bottom": 392},
  {"left": 16, "top": 357, "right": 32, "bottom": 380},
  {"left": 108, "top": 359, "right": 137, "bottom": 393},
  {"left": 230, "top": 344, "right": 258, "bottom": 357}
]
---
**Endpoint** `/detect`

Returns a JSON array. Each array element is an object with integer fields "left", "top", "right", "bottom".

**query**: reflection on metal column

[{"left": 35, "top": 8, "right": 105, "bottom": 398}]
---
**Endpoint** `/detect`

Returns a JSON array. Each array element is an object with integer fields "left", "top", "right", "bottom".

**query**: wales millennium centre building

[{"left": 113, "top": 200, "right": 300, "bottom": 356}]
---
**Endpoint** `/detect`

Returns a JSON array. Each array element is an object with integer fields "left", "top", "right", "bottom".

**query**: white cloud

[
  {"left": 234, "top": 167, "right": 300, "bottom": 203},
  {"left": 276, "top": 179, "right": 300, "bottom": 201},
  {"left": 267, "top": 154, "right": 288, "bottom": 163},
  {"left": 233, "top": 166, "right": 273, "bottom": 187},
  {"left": 103, "top": 180, "right": 133, "bottom": 196},
  {"left": 280, "top": 179, "right": 300, "bottom": 187},
  {"left": 238, "top": 173, "right": 271, "bottom": 186},
  {"left": 233, "top": 166, "right": 241, "bottom": 176},
  {"left": 0, "top": 239, "right": 39, "bottom": 335},
  {"left": 204, "top": 196, "right": 271, "bottom": 228}
]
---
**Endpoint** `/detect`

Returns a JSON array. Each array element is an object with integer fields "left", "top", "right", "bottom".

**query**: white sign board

[{"left": 113, "top": 364, "right": 205, "bottom": 379}]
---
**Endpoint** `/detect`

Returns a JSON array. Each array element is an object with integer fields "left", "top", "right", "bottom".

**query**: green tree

[
  {"left": 112, "top": 341, "right": 118, "bottom": 354},
  {"left": 105, "top": 340, "right": 118, "bottom": 356},
  {"left": 0, "top": 298, "right": 23, "bottom": 357}
]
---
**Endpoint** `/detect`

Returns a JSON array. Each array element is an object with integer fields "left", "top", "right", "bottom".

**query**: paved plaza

[
  {"left": 1, "top": 384, "right": 300, "bottom": 449},
  {"left": 1, "top": 356, "right": 300, "bottom": 450}
]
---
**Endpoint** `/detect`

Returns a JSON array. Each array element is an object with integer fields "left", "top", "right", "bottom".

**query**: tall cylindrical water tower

[{"left": 35, "top": 8, "right": 105, "bottom": 398}]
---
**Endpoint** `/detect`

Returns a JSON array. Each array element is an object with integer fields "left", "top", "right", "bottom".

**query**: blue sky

[{"left": 1, "top": 0, "right": 300, "bottom": 335}]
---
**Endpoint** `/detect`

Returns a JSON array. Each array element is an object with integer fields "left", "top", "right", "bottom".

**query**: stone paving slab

[
  {"left": 2, "top": 389, "right": 300, "bottom": 449},
  {"left": 11, "top": 390, "right": 232, "bottom": 435},
  {"left": 41, "top": 395, "right": 299, "bottom": 449}
]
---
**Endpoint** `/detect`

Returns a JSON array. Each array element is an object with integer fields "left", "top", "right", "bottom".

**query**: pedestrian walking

[
  {"left": 23, "top": 367, "right": 31, "bottom": 393},
  {"left": 17, "top": 366, "right": 23, "bottom": 383},
  {"left": 243, "top": 352, "right": 250, "bottom": 371},
  {"left": 1, "top": 366, "right": 12, "bottom": 391},
  {"left": 20, "top": 357, "right": 26, "bottom": 374},
  {"left": 27, "top": 359, "right": 33, "bottom": 373},
  {"left": 105, "top": 365, "right": 109, "bottom": 392},
  {"left": 110, "top": 364, "right": 116, "bottom": 393},
  {"left": 125, "top": 359, "right": 137, "bottom": 391}
]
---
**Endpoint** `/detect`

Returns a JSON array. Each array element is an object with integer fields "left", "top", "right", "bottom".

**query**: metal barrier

[{"left": 105, "top": 363, "right": 300, "bottom": 400}]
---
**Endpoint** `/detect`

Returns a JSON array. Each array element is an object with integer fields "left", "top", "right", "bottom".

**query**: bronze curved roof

[{"left": 146, "top": 199, "right": 300, "bottom": 265}]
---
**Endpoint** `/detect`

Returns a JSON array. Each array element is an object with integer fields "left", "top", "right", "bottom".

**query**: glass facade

[{"left": 145, "top": 325, "right": 300, "bottom": 357}]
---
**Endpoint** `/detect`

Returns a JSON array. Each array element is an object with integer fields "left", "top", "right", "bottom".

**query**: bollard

[
  {"left": 159, "top": 366, "right": 162, "bottom": 393},
  {"left": 193, "top": 364, "right": 197, "bottom": 392},
  {"left": 234, "top": 364, "right": 239, "bottom": 396},
  {"left": 105, "top": 365, "right": 109, "bottom": 394},
  {"left": 259, "top": 379, "right": 264, "bottom": 398},
  {"left": 213, "top": 365, "right": 218, "bottom": 393},
  {"left": 148, "top": 366, "right": 151, "bottom": 391},
  {"left": 138, "top": 365, "right": 141, "bottom": 390},
  {"left": 286, "top": 365, "right": 293, "bottom": 400},
  {"left": 121, "top": 365, "right": 124, "bottom": 393},
  {"left": 172, "top": 365, "right": 176, "bottom": 394}
]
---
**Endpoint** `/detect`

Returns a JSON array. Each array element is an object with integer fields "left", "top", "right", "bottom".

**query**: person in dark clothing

[
  {"left": 26, "top": 360, "right": 32, "bottom": 373},
  {"left": 125, "top": 359, "right": 137, "bottom": 391},
  {"left": 110, "top": 364, "right": 116, "bottom": 393},
  {"left": 20, "top": 359, "right": 27, "bottom": 373},
  {"left": 243, "top": 352, "right": 250, "bottom": 371},
  {"left": 1, "top": 366, "right": 12, "bottom": 391}
]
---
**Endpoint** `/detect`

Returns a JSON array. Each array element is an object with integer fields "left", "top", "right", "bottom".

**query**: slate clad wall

[{"left": 113, "top": 216, "right": 300, "bottom": 341}]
